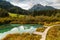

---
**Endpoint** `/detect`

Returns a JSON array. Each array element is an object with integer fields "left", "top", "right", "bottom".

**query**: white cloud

[
  {"left": 54, "top": 0, "right": 60, "bottom": 3},
  {"left": 47, "top": 0, "right": 60, "bottom": 9},
  {"left": 6, "top": 0, "right": 60, "bottom": 10}
]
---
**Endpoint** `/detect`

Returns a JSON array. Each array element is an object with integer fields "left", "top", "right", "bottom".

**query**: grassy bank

[
  {"left": 0, "top": 16, "right": 60, "bottom": 25},
  {"left": 36, "top": 27, "right": 47, "bottom": 32},
  {"left": 46, "top": 25, "right": 60, "bottom": 40},
  {"left": 2, "top": 33, "right": 41, "bottom": 40}
]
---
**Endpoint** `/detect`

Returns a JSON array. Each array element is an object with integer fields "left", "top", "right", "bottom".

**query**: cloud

[
  {"left": 54, "top": 0, "right": 60, "bottom": 3},
  {"left": 46, "top": 0, "right": 60, "bottom": 9},
  {"left": 6, "top": 0, "right": 60, "bottom": 10}
]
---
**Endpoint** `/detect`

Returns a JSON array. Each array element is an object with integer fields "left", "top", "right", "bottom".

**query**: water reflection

[
  {"left": 0, "top": 24, "right": 43, "bottom": 39},
  {"left": 11, "top": 25, "right": 36, "bottom": 34},
  {"left": 0, "top": 24, "right": 42, "bottom": 33}
]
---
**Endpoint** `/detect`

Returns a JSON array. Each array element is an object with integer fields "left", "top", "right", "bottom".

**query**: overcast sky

[{"left": 6, "top": 0, "right": 60, "bottom": 10}]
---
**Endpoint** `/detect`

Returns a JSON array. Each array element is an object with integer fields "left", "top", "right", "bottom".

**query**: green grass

[
  {"left": 9, "top": 13, "right": 17, "bottom": 17},
  {"left": 9, "top": 13, "right": 26, "bottom": 18}
]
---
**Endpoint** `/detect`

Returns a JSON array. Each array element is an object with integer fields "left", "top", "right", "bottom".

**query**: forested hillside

[{"left": 0, "top": 0, "right": 60, "bottom": 24}]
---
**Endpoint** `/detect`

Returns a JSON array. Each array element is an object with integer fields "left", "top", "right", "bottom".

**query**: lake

[{"left": 0, "top": 24, "right": 43, "bottom": 33}]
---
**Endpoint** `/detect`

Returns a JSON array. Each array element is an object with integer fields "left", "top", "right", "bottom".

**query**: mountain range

[
  {"left": 0, "top": 0, "right": 56, "bottom": 10},
  {"left": 29, "top": 4, "right": 55, "bottom": 11},
  {"left": 0, "top": 0, "right": 60, "bottom": 17},
  {"left": 0, "top": 0, "right": 57, "bottom": 15},
  {"left": 0, "top": 0, "right": 29, "bottom": 15}
]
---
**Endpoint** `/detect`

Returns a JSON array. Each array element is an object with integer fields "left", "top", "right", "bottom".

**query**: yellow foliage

[{"left": 2, "top": 33, "right": 41, "bottom": 40}]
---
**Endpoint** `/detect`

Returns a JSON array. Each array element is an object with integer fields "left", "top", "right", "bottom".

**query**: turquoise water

[{"left": 0, "top": 24, "right": 43, "bottom": 33}]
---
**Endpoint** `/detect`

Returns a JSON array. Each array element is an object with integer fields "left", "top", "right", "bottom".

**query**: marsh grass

[
  {"left": 46, "top": 26, "right": 60, "bottom": 40},
  {"left": 2, "top": 33, "right": 41, "bottom": 40}
]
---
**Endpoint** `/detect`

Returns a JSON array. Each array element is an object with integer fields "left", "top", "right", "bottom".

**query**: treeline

[
  {"left": 0, "top": 0, "right": 60, "bottom": 24},
  {"left": 0, "top": 7, "right": 60, "bottom": 24},
  {"left": 0, "top": 15, "right": 60, "bottom": 24},
  {"left": 0, "top": 8, "right": 9, "bottom": 17},
  {"left": 30, "top": 9, "right": 60, "bottom": 16},
  {"left": 0, "top": 0, "right": 60, "bottom": 17},
  {"left": 0, "top": 7, "right": 60, "bottom": 17}
]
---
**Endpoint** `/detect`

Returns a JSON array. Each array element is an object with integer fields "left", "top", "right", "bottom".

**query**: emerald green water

[{"left": 0, "top": 24, "right": 43, "bottom": 33}]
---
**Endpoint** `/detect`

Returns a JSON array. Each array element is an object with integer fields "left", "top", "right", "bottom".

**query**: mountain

[
  {"left": 0, "top": 0, "right": 29, "bottom": 15},
  {"left": 45, "top": 6, "right": 55, "bottom": 10},
  {"left": 0, "top": 1, "right": 13, "bottom": 9},
  {"left": 29, "top": 4, "right": 55, "bottom": 11}
]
